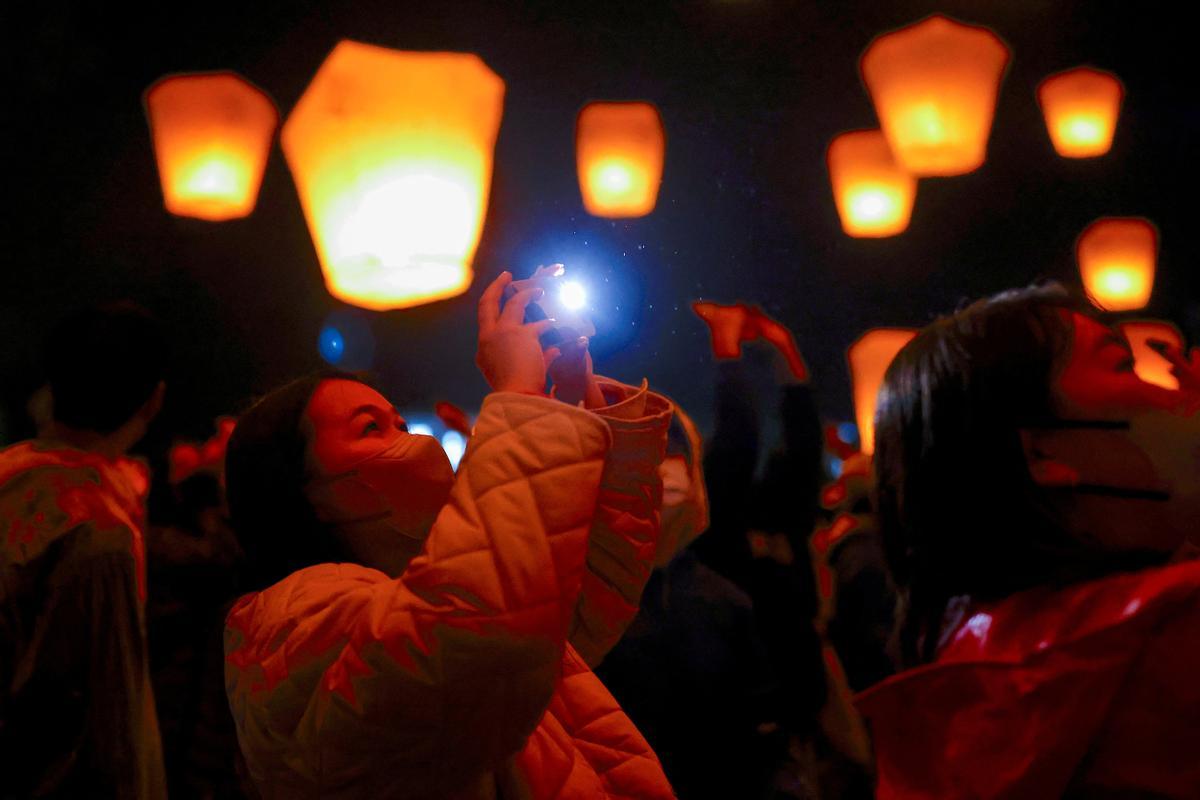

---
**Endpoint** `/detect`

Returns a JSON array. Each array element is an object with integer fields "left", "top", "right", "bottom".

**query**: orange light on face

[
  {"left": 576, "top": 102, "right": 665, "bottom": 218},
  {"left": 827, "top": 130, "right": 917, "bottom": 237},
  {"left": 860, "top": 15, "right": 1010, "bottom": 176},
  {"left": 1119, "top": 320, "right": 1183, "bottom": 391},
  {"left": 1077, "top": 217, "right": 1157, "bottom": 312},
  {"left": 1037, "top": 67, "right": 1123, "bottom": 158},
  {"left": 145, "top": 72, "right": 277, "bottom": 221},
  {"left": 282, "top": 41, "right": 505, "bottom": 311},
  {"left": 848, "top": 328, "right": 917, "bottom": 455}
]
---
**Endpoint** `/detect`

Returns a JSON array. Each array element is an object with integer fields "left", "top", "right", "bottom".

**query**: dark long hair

[
  {"left": 225, "top": 371, "right": 363, "bottom": 591},
  {"left": 873, "top": 284, "right": 1142, "bottom": 665}
]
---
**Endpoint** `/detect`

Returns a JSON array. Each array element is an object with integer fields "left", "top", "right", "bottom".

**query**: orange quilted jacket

[{"left": 225, "top": 385, "right": 677, "bottom": 798}]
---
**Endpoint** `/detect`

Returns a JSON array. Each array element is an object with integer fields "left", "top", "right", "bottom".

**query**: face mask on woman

[{"left": 306, "top": 433, "right": 456, "bottom": 576}]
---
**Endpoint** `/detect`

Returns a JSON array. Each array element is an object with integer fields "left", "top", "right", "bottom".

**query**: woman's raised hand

[{"left": 476, "top": 271, "right": 556, "bottom": 395}]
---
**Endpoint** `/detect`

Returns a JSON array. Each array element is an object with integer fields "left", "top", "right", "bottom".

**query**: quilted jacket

[
  {"left": 857, "top": 559, "right": 1200, "bottom": 799},
  {"left": 0, "top": 441, "right": 166, "bottom": 800},
  {"left": 225, "top": 384, "right": 677, "bottom": 799}
]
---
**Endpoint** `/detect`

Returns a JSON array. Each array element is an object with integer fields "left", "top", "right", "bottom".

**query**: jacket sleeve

[
  {"left": 225, "top": 392, "right": 613, "bottom": 797},
  {"left": 566, "top": 379, "right": 673, "bottom": 667}
]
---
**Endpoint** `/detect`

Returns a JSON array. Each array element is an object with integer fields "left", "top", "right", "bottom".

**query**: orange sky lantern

[
  {"left": 848, "top": 328, "right": 917, "bottom": 455},
  {"left": 1077, "top": 217, "right": 1157, "bottom": 312},
  {"left": 860, "top": 15, "right": 1010, "bottom": 177},
  {"left": 282, "top": 41, "right": 505, "bottom": 311},
  {"left": 576, "top": 102, "right": 665, "bottom": 218},
  {"left": 1037, "top": 66, "right": 1123, "bottom": 158},
  {"left": 1119, "top": 321, "right": 1183, "bottom": 391},
  {"left": 145, "top": 72, "right": 277, "bottom": 221},
  {"left": 827, "top": 129, "right": 917, "bottom": 237}
]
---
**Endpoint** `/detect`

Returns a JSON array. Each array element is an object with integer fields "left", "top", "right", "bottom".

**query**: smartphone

[{"left": 507, "top": 265, "right": 596, "bottom": 347}]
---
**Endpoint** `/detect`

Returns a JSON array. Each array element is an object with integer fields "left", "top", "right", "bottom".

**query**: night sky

[{"left": 6, "top": 1, "right": 1197, "bottom": 451}]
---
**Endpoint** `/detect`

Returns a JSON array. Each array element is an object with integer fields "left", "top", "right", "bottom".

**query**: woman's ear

[{"left": 1019, "top": 429, "right": 1082, "bottom": 488}]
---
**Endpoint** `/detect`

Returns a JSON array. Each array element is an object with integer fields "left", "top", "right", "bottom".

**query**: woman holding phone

[{"left": 222, "top": 271, "right": 676, "bottom": 798}]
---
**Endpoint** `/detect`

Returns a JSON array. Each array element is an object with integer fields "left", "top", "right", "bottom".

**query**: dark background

[{"left": 5, "top": 0, "right": 1197, "bottom": 447}]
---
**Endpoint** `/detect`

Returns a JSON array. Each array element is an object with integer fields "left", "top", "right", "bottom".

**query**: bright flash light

[
  {"left": 559, "top": 281, "right": 587, "bottom": 311},
  {"left": 408, "top": 422, "right": 434, "bottom": 437}
]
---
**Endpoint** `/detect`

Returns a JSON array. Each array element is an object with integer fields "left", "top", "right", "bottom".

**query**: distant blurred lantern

[
  {"left": 860, "top": 15, "right": 1010, "bottom": 176},
  {"left": 1037, "top": 67, "right": 1123, "bottom": 158},
  {"left": 1076, "top": 217, "right": 1157, "bottom": 312},
  {"left": 576, "top": 102, "right": 665, "bottom": 218},
  {"left": 1119, "top": 320, "right": 1183, "bottom": 391},
  {"left": 145, "top": 71, "right": 278, "bottom": 221},
  {"left": 283, "top": 41, "right": 505, "bottom": 310},
  {"left": 826, "top": 129, "right": 917, "bottom": 237},
  {"left": 847, "top": 328, "right": 917, "bottom": 455}
]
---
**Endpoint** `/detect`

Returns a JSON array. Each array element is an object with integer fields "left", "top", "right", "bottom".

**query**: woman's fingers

[
  {"left": 478, "top": 271, "right": 511, "bottom": 334},
  {"left": 526, "top": 318, "right": 558, "bottom": 337},
  {"left": 500, "top": 287, "right": 545, "bottom": 326}
]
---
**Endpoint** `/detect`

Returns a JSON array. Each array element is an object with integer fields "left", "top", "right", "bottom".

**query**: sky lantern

[
  {"left": 282, "top": 41, "right": 505, "bottom": 311},
  {"left": 1037, "top": 66, "right": 1123, "bottom": 158},
  {"left": 1076, "top": 217, "right": 1157, "bottom": 312},
  {"left": 860, "top": 15, "right": 1010, "bottom": 176},
  {"left": 826, "top": 129, "right": 917, "bottom": 237},
  {"left": 576, "top": 101, "right": 665, "bottom": 218},
  {"left": 144, "top": 71, "right": 277, "bottom": 221},
  {"left": 1119, "top": 320, "right": 1183, "bottom": 391},
  {"left": 848, "top": 328, "right": 917, "bottom": 455}
]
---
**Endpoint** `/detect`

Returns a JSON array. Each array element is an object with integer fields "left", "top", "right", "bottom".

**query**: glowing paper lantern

[
  {"left": 1077, "top": 217, "right": 1157, "bottom": 312},
  {"left": 860, "top": 15, "right": 1010, "bottom": 176},
  {"left": 145, "top": 72, "right": 278, "bottom": 221},
  {"left": 848, "top": 328, "right": 917, "bottom": 455},
  {"left": 576, "top": 102, "right": 665, "bottom": 218},
  {"left": 1119, "top": 321, "right": 1183, "bottom": 391},
  {"left": 826, "top": 130, "right": 917, "bottom": 237},
  {"left": 1037, "top": 67, "right": 1123, "bottom": 158},
  {"left": 283, "top": 41, "right": 505, "bottom": 310}
]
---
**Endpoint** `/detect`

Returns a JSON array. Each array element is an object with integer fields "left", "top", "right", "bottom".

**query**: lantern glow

[
  {"left": 827, "top": 129, "right": 917, "bottom": 237},
  {"left": 1037, "top": 67, "right": 1123, "bottom": 158},
  {"left": 576, "top": 102, "right": 665, "bottom": 218},
  {"left": 282, "top": 41, "right": 505, "bottom": 310},
  {"left": 860, "top": 15, "right": 1010, "bottom": 176},
  {"left": 848, "top": 329, "right": 917, "bottom": 455},
  {"left": 1119, "top": 321, "right": 1183, "bottom": 391},
  {"left": 145, "top": 72, "right": 277, "bottom": 221},
  {"left": 1077, "top": 217, "right": 1157, "bottom": 312}
]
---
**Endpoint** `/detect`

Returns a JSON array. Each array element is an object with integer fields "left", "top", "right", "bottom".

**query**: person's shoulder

[
  {"left": 0, "top": 441, "right": 140, "bottom": 566},
  {"left": 941, "top": 560, "right": 1200, "bottom": 665},
  {"left": 227, "top": 563, "right": 388, "bottom": 637}
]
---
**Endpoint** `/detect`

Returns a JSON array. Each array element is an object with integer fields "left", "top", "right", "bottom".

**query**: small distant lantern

[
  {"left": 826, "top": 129, "right": 917, "bottom": 237},
  {"left": 1037, "top": 67, "right": 1123, "bottom": 158},
  {"left": 145, "top": 72, "right": 278, "bottom": 221},
  {"left": 1077, "top": 217, "right": 1158, "bottom": 312},
  {"left": 576, "top": 102, "right": 665, "bottom": 218},
  {"left": 860, "top": 15, "right": 1010, "bottom": 176},
  {"left": 848, "top": 328, "right": 917, "bottom": 455},
  {"left": 282, "top": 41, "right": 505, "bottom": 311},
  {"left": 1119, "top": 320, "right": 1183, "bottom": 391}
]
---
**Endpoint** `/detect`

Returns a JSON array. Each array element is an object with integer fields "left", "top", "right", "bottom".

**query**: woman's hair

[
  {"left": 873, "top": 283, "right": 1144, "bottom": 665},
  {"left": 225, "top": 371, "right": 364, "bottom": 590}
]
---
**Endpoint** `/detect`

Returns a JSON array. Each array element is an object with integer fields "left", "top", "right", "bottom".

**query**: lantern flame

[
  {"left": 827, "top": 129, "right": 917, "bottom": 237},
  {"left": 1037, "top": 66, "right": 1124, "bottom": 158},
  {"left": 577, "top": 102, "right": 665, "bottom": 218},
  {"left": 848, "top": 328, "right": 918, "bottom": 455},
  {"left": 1119, "top": 321, "right": 1183, "bottom": 391},
  {"left": 860, "top": 15, "right": 1010, "bottom": 176},
  {"left": 282, "top": 41, "right": 505, "bottom": 310},
  {"left": 145, "top": 72, "right": 278, "bottom": 221},
  {"left": 1077, "top": 217, "right": 1157, "bottom": 312}
]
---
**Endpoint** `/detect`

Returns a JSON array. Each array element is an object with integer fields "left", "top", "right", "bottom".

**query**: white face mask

[
  {"left": 305, "top": 433, "right": 456, "bottom": 576},
  {"left": 1031, "top": 406, "right": 1200, "bottom": 550}
]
